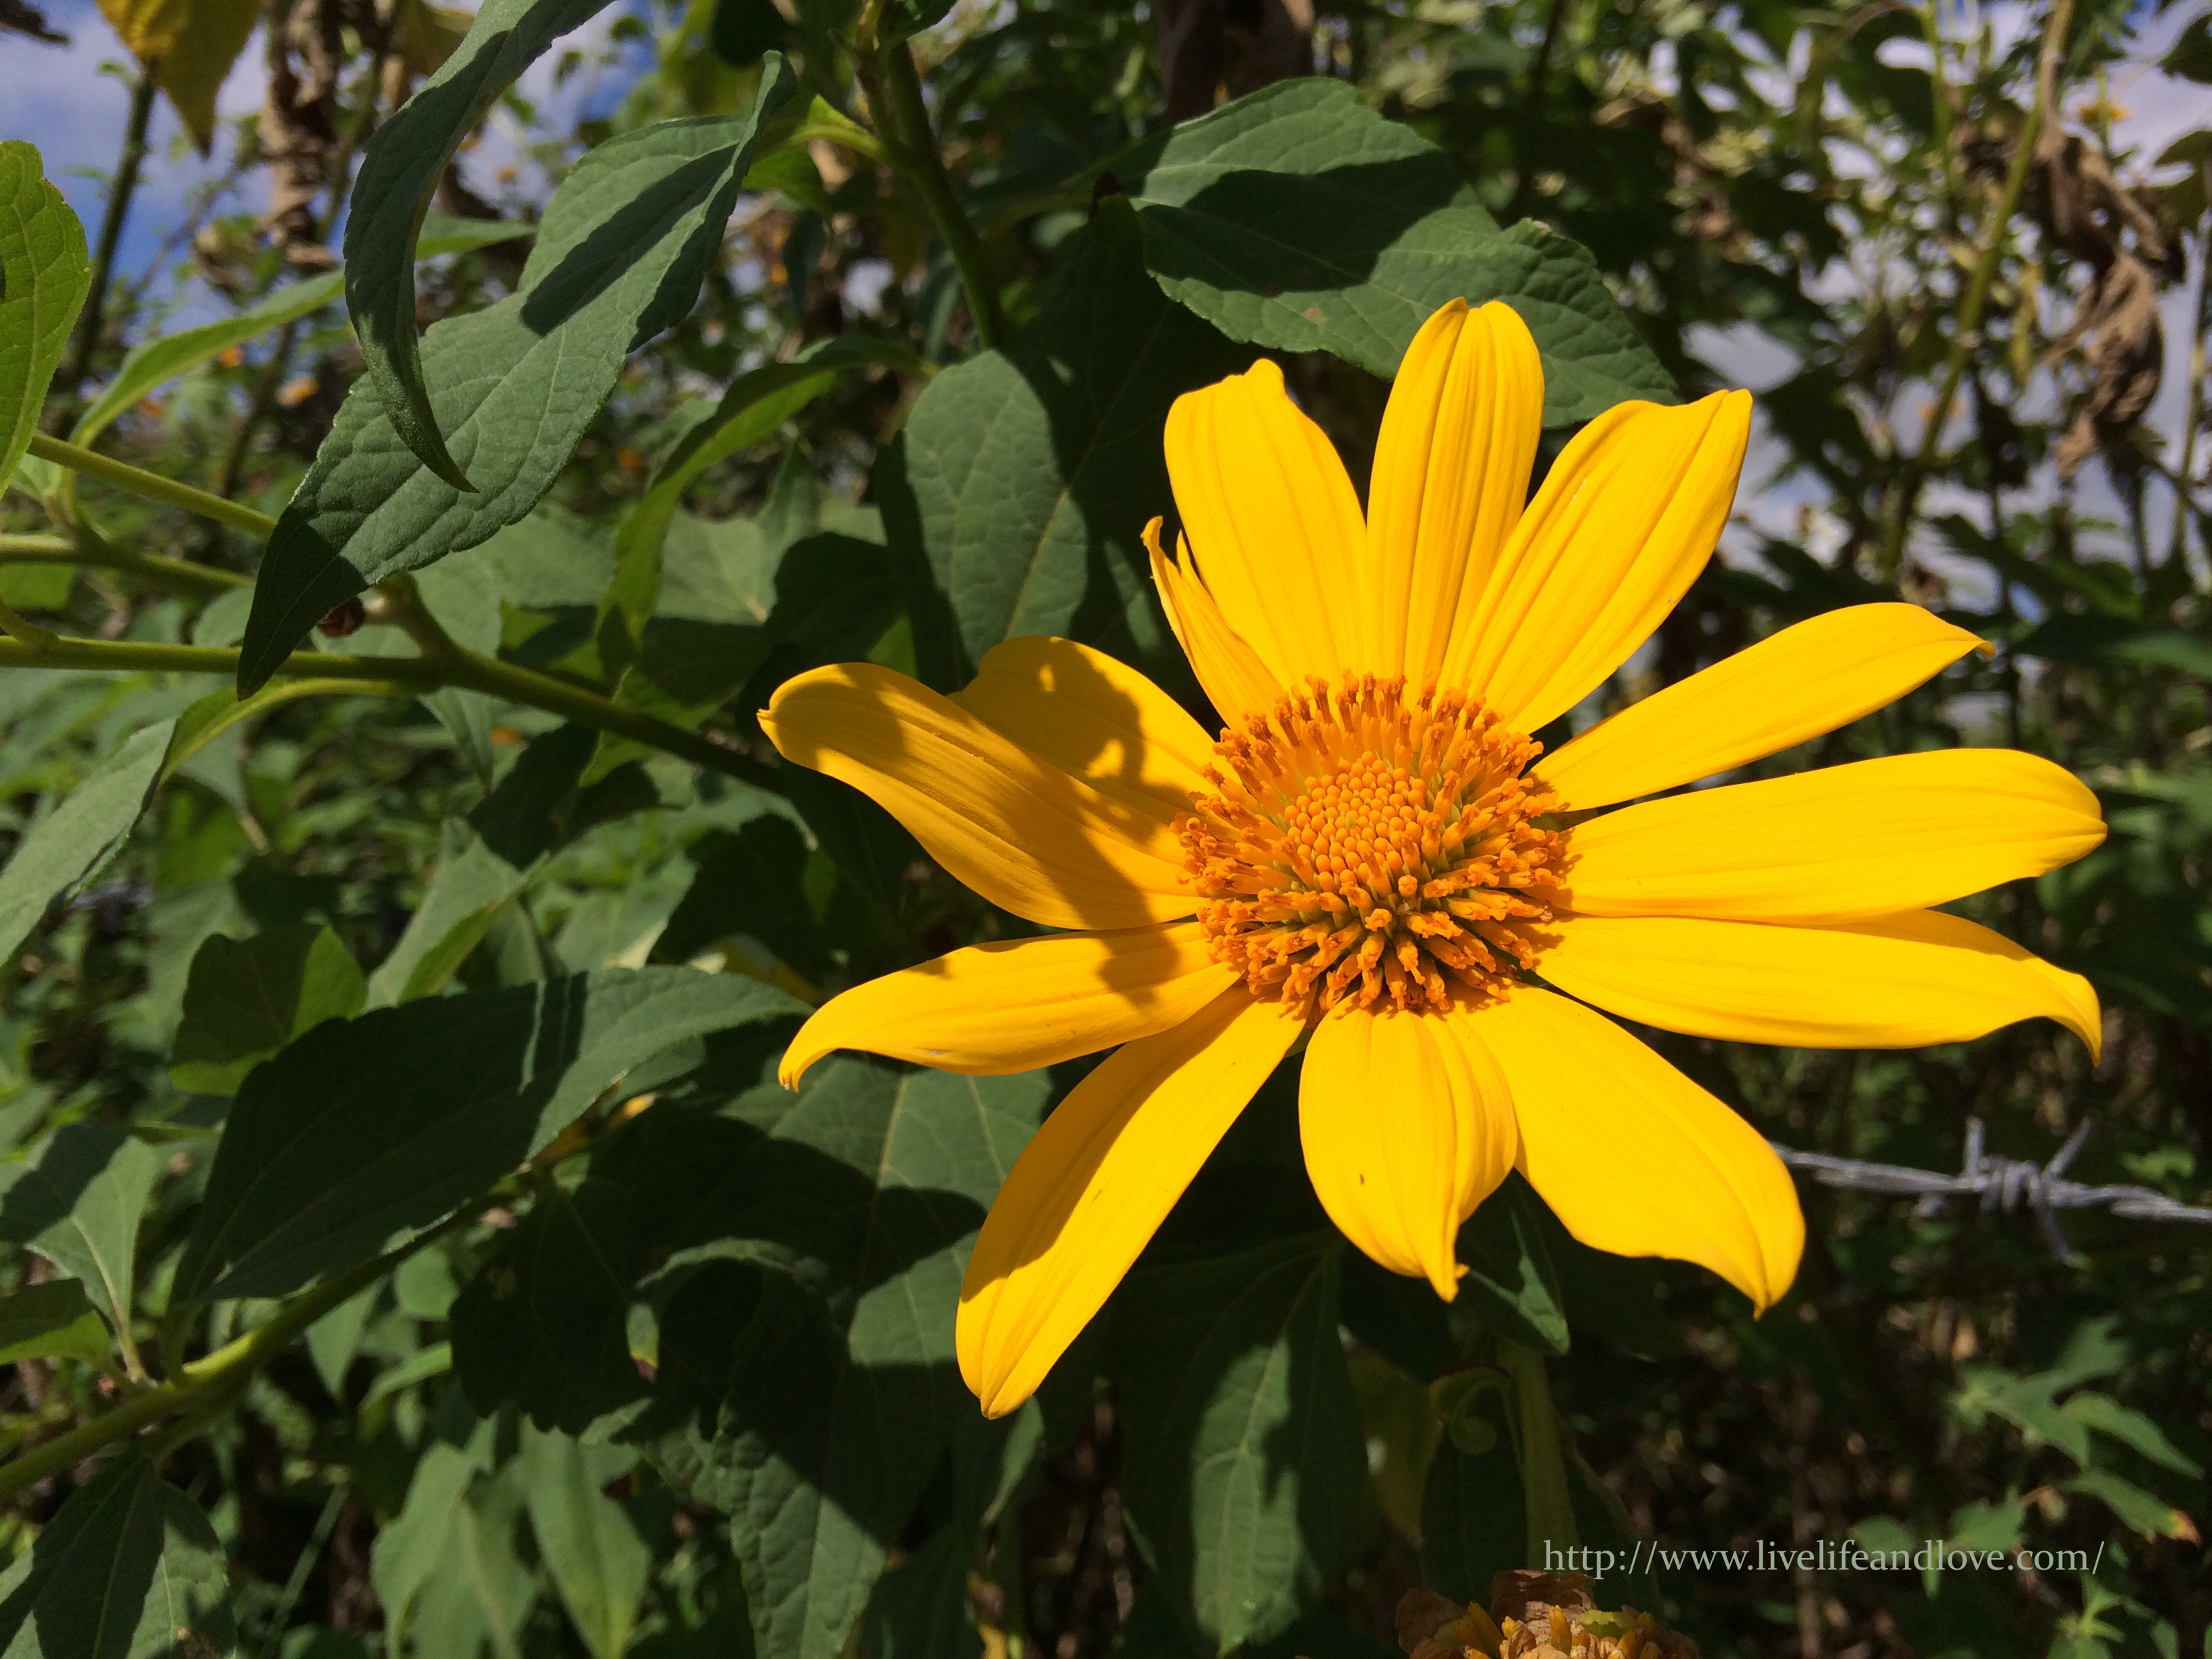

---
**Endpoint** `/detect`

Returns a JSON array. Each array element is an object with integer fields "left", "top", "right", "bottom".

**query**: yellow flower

[{"left": 758, "top": 301, "right": 2108, "bottom": 1418}]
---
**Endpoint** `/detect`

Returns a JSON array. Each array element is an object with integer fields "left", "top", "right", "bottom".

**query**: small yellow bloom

[{"left": 760, "top": 301, "right": 2107, "bottom": 1418}]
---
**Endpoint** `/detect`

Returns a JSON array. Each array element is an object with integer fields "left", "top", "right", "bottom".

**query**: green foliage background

[{"left": 1, "top": 0, "right": 2208, "bottom": 1654}]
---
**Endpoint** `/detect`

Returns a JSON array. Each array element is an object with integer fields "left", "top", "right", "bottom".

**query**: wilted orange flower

[{"left": 760, "top": 300, "right": 2106, "bottom": 1418}]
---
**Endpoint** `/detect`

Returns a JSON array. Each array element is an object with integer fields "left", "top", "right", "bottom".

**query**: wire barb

[{"left": 1772, "top": 1118, "right": 2212, "bottom": 1268}]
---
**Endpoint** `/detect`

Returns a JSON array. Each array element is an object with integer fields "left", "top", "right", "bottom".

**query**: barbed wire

[{"left": 1771, "top": 1118, "right": 2212, "bottom": 1267}]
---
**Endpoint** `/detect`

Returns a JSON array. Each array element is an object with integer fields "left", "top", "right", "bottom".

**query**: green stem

[
  {"left": 875, "top": 43, "right": 1003, "bottom": 350},
  {"left": 0, "top": 1210, "right": 470, "bottom": 1505},
  {"left": 0, "top": 527, "right": 249, "bottom": 598},
  {"left": 60, "top": 69, "right": 159, "bottom": 401},
  {"left": 1881, "top": 0, "right": 2073, "bottom": 578},
  {"left": 0, "top": 630, "right": 777, "bottom": 787},
  {"left": 1503, "top": 1342, "right": 1578, "bottom": 1565},
  {"left": 26, "top": 432, "right": 279, "bottom": 540}
]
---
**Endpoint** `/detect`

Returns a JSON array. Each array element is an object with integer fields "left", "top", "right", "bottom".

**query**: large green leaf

[
  {"left": 451, "top": 1177, "right": 649, "bottom": 1433},
  {"left": 520, "top": 1425, "right": 652, "bottom": 1659},
  {"left": 241, "top": 64, "right": 798, "bottom": 693},
  {"left": 175, "top": 967, "right": 805, "bottom": 1301},
  {"left": 898, "top": 228, "right": 1248, "bottom": 680},
  {"left": 0, "top": 141, "right": 90, "bottom": 499},
  {"left": 0, "top": 1123, "right": 163, "bottom": 1332},
  {"left": 0, "top": 718, "right": 175, "bottom": 964},
  {"left": 169, "top": 924, "right": 368, "bottom": 1094},
  {"left": 1111, "top": 79, "right": 1673, "bottom": 423},
  {"left": 1115, "top": 1235, "right": 1368, "bottom": 1654},
  {"left": 342, "top": 0, "right": 626, "bottom": 485},
  {"left": 621, "top": 1059, "right": 1050, "bottom": 1659},
  {"left": 68, "top": 219, "right": 532, "bottom": 448},
  {"left": 0, "top": 1278, "right": 113, "bottom": 1366},
  {"left": 0, "top": 1448, "right": 236, "bottom": 1659}
]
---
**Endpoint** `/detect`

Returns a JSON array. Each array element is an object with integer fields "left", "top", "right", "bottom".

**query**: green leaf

[
  {"left": 0, "top": 141, "right": 91, "bottom": 499},
  {"left": 176, "top": 966, "right": 805, "bottom": 1302},
  {"left": 659, "top": 813, "right": 829, "bottom": 972},
  {"left": 2064, "top": 1469, "right": 2195, "bottom": 1540},
  {"left": 242, "top": 64, "right": 799, "bottom": 693},
  {"left": 1110, "top": 80, "right": 1674, "bottom": 423},
  {"left": 451, "top": 1178, "right": 649, "bottom": 1433},
  {"left": 70, "top": 220, "right": 535, "bottom": 451},
  {"left": 521, "top": 1425, "right": 651, "bottom": 1659},
  {"left": 342, "top": 0, "right": 628, "bottom": 486},
  {"left": 0, "top": 1448, "right": 236, "bottom": 1659},
  {"left": 365, "top": 826, "right": 531, "bottom": 1006},
  {"left": 2161, "top": 14, "right": 2212, "bottom": 82},
  {"left": 1115, "top": 1235, "right": 1368, "bottom": 1653},
  {"left": 600, "top": 336, "right": 914, "bottom": 659},
  {"left": 628, "top": 1060, "right": 1050, "bottom": 1659},
  {"left": 0, "top": 1123, "right": 163, "bottom": 1330},
  {"left": 0, "top": 716, "right": 173, "bottom": 967},
  {"left": 370, "top": 1441, "right": 491, "bottom": 1656},
  {"left": 0, "top": 1279, "right": 112, "bottom": 1366},
  {"left": 1456, "top": 1176, "right": 1570, "bottom": 1357},
  {"left": 899, "top": 228, "right": 1248, "bottom": 679},
  {"left": 2064, "top": 1392, "right": 2205, "bottom": 1478},
  {"left": 169, "top": 924, "right": 368, "bottom": 1095},
  {"left": 2013, "top": 614, "right": 2212, "bottom": 679},
  {"left": 861, "top": 1529, "right": 979, "bottom": 1659}
]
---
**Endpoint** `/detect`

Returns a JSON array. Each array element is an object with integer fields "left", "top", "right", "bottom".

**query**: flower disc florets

[{"left": 1179, "top": 672, "right": 1564, "bottom": 1019}]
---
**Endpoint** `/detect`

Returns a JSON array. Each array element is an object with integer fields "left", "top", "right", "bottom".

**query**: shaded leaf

[
  {"left": 1115, "top": 1235, "right": 1368, "bottom": 1653},
  {"left": 0, "top": 140, "right": 89, "bottom": 520},
  {"left": 0, "top": 718, "right": 175, "bottom": 963},
  {"left": 242, "top": 63, "right": 799, "bottom": 691},
  {"left": 1457, "top": 1176, "right": 1570, "bottom": 1357},
  {"left": 1111, "top": 80, "right": 1674, "bottom": 422},
  {"left": 176, "top": 966, "right": 804, "bottom": 1301},
  {"left": 0, "top": 1123, "right": 163, "bottom": 1330},
  {"left": 451, "top": 1178, "right": 649, "bottom": 1433},
  {"left": 365, "top": 827, "right": 530, "bottom": 1006},
  {"left": 628, "top": 1060, "right": 1050, "bottom": 1659},
  {"left": 0, "top": 1278, "right": 112, "bottom": 1366},
  {"left": 900, "top": 227, "right": 1249, "bottom": 679},
  {"left": 0, "top": 1448, "right": 236, "bottom": 1658},
  {"left": 169, "top": 924, "right": 368, "bottom": 1095}
]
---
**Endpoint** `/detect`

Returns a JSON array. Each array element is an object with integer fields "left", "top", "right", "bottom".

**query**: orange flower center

[{"left": 1179, "top": 672, "right": 1565, "bottom": 1019}]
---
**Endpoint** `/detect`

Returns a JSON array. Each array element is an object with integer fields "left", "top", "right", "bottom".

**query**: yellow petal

[
  {"left": 1164, "top": 361, "right": 1363, "bottom": 688},
  {"left": 1538, "top": 911, "right": 2103, "bottom": 1059},
  {"left": 779, "top": 921, "right": 1230, "bottom": 1085},
  {"left": 1298, "top": 1009, "right": 1517, "bottom": 1298},
  {"left": 950, "top": 636, "right": 1215, "bottom": 825},
  {"left": 1465, "top": 987, "right": 1803, "bottom": 1309},
  {"left": 1364, "top": 301, "right": 1544, "bottom": 684},
  {"left": 760, "top": 663, "right": 1193, "bottom": 932},
  {"left": 957, "top": 988, "right": 1301, "bottom": 1416},
  {"left": 1444, "top": 391, "right": 1753, "bottom": 733},
  {"left": 1563, "top": 748, "right": 2107, "bottom": 923},
  {"left": 1146, "top": 518, "right": 1283, "bottom": 726},
  {"left": 1536, "top": 604, "right": 1991, "bottom": 810}
]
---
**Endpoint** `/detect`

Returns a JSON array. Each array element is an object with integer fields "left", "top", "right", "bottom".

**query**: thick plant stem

[
  {"left": 1880, "top": 0, "right": 2074, "bottom": 578},
  {"left": 876, "top": 43, "right": 1003, "bottom": 350},
  {"left": 0, "top": 1227, "right": 427, "bottom": 1504},
  {"left": 0, "top": 630, "right": 777, "bottom": 787},
  {"left": 27, "top": 431, "right": 279, "bottom": 539},
  {"left": 0, "top": 530, "right": 249, "bottom": 597},
  {"left": 61, "top": 69, "right": 159, "bottom": 400}
]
